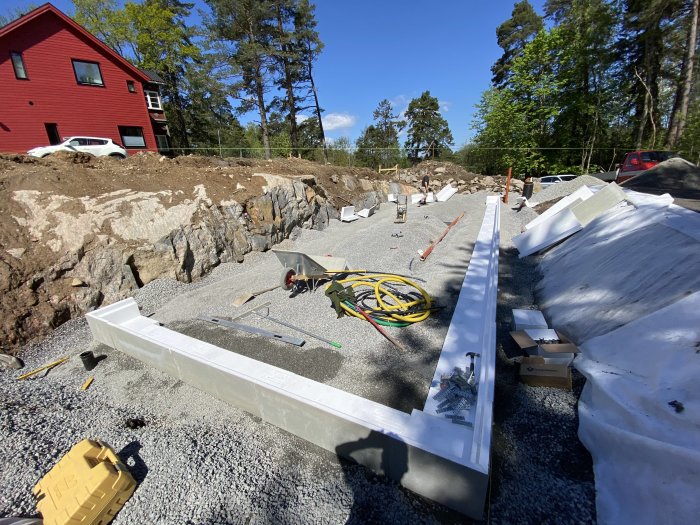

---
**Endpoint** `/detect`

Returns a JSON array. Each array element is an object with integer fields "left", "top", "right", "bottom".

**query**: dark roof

[{"left": 141, "top": 69, "right": 165, "bottom": 84}]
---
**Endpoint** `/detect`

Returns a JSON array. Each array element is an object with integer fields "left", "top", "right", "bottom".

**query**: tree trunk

[
  {"left": 275, "top": 8, "right": 299, "bottom": 156},
  {"left": 308, "top": 53, "right": 327, "bottom": 163},
  {"left": 666, "top": 0, "right": 699, "bottom": 148},
  {"left": 256, "top": 75, "right": 271, "bottom": 160}
]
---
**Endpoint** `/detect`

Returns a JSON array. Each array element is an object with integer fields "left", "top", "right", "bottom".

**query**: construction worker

[{"left": 419, "top": 173, "right": 430, "bottom": 205}]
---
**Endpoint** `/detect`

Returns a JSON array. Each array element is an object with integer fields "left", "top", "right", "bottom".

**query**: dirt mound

[
  {"left": 400, "top": 160, "right": 478, "bottom": 181},
  {"left": 622, "top": 157, "right": 700, "bottom": 201}
]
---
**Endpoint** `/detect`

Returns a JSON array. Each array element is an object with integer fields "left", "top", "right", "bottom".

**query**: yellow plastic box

[{"left": 33, "top": 439, "right": 136, "bottom": 525}]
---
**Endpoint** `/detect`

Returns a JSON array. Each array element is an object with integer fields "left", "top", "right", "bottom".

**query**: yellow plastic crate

[{"left": 33, "top": 439, "right": 137, "bottom": 525}]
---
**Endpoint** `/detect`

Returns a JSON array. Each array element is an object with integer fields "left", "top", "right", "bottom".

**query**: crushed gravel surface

[
  {"left": 529, "top": 175, "right": 606, "bottom": 205},
  {"left": 1, "top": 193, "right": 595, "bottom": 524}
]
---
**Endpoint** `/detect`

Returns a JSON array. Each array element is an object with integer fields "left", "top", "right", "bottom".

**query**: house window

[
  {"left": 155, "top": 134, "right": 169, "bottom": 151},
  {"left": 144, "top": 90, "right": 162, "bottom": 110},
  {"left": 72, "top": 60, "right": 104, "bottom": 86},
  {"left": 11, "top": 52, "right": 28, "bottom": 79},
  {"left": 127, "top": 80, "right": 136, "bottom": 93},
  {"left": 118, "top": 126, "right": 146, "bottom": 148}
]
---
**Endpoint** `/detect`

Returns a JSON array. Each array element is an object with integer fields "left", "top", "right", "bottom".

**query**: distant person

[{"left": 420, "top": 173, "right": 430, "bottom": 205}]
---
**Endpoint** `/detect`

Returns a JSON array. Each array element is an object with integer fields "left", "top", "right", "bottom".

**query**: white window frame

[{"left": 145, "top": 90, "right": 162, "bottom": 110}]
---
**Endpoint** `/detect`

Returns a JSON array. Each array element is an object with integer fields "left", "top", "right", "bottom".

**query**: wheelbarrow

[{"left": 272, "top": 249, "right": 349, "bottom": 291}]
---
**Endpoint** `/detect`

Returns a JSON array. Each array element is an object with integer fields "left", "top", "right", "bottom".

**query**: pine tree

[
  {"left": 205, "top": 0, "right": 277, "bottom": 159},
  {"left": 492, "top": 1, "right": 543, "bottom": 88},
  {"left": 404, "top": 91, "right": 453, "bottom": 161}
]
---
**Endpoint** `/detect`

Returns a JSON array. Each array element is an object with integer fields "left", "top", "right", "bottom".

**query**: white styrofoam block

[
  {"left": 340, "top": 206, "right": 359, "bottom": 222},
  {"left": 387, "top": 193, "right": 398, "bottom": 202},
  {"left": 523, "top": 328, "right": 559, "bottom": 341},
  {"left": 357, "top": 206, "right": 376, "bottom": 218},
  {"left": 513, "top": 208, "right": 583, "bottom": 257},
  {"left": 512, "top": 309, "right": 548, "bottom": 331},
  {"left": 569, "top": 182, "right": 627, "bottom": 226},
  {"left": 525, "top": 186, "right": 594, "bottom": 230},
  {"left": 436, "top": 184, "right": 458, "bottom": 202},
  {"left": 410, "top": 192, "right": 435, "bottom": 204}
]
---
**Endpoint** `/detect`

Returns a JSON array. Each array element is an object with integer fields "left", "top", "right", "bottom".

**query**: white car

[
  {"left": 28, "top": 136, "right": 127, "bottom": 159},
  {"left": 539, "top": 174, "right": 578, "bottom": 188}
]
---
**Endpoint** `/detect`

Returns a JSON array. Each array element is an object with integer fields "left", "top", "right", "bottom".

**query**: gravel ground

[
  {"left": 529, "top": 175, "right": 606, "bottom": 205},
  {"left": 0, "top": 192, "right": 596, "bottom": 524}
]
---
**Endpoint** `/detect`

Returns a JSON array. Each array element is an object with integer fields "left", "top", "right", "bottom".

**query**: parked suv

[
  {"left": 539, "top": 174, "right": 578, "bottom": 188},
  {"left": 616, "top": 150, "right": 678, "bottom": 182},
  {"left": 28, "top": 137, "right": 127, "bottom": 159}
]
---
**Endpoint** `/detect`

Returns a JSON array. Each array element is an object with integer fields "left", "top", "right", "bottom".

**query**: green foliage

[
  {"left": 474, "top": 0, "right": 699, "bottom": 175},
  {"left": 404, "top": 91, "right": 454, "bottom": 161},
  {"left": 0, "top": 3, "right": 39, "bottom": 27},
  {"left": 327, "top": 136, "right": 354, "bottom": 166},
  {"left": 354, "top": 99, "right": 405, "bottom": 168},
  {"left": 492, "top": 0, "right": 543, "bottom": 87}
]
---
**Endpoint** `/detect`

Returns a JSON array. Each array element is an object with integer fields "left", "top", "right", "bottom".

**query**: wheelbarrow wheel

[{"left": 281, "top": 268, "right": 296, "bottom": 290}]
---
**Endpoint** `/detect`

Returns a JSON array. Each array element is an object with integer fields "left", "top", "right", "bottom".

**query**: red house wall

[{"left": 0, "top": 10, "right": 158, "bottom": 154}]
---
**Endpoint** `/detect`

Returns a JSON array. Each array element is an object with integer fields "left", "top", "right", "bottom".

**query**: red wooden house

[{"left": 0, "top": 3, "right": 169, "bottom": 155}]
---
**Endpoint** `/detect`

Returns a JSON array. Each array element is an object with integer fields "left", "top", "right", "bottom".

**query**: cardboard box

[
  {"left": 517, "top": 356, "right": 572, "bottom": 389},
  {"left": 511, "top": 309, "right": 548, "bottom": 331},
  {"left": 510, "top": 329, "right": 579, "bottom": 365}
]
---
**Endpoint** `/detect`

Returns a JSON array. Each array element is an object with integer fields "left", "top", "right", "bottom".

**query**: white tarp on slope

[
  {"left": 537, "top": 201, "right": 700, "bottom": 343},
  {"left": 533, "top": 193, "right": 700, "bottom": 523},
  {"left": 575, "top": 292, "right": 700, "bottom": 525}
]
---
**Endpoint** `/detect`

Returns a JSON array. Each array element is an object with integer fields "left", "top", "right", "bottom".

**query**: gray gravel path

[{"left": 1, "top": 192, "right": 595, "bottom": 524}]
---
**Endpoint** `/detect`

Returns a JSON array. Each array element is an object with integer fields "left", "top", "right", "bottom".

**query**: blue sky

[{"left": 3, "top": 0, "right": 546, "bottom": 147}]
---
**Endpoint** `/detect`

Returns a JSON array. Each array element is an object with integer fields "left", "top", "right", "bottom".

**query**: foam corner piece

[
  {"left": 514, "top": 208, "right": 582, "bottom": 258},
  {"left": 387, "top": 193, "right": 398, "bottom": 202},
  {"left": 436, "top": 184, "right": 458, "bottom": 202},
  {"left": 340, "top": 206, "right": 360, "bottom": 222},
  {"left": 525, "top": 185, "right": 594, "bottom": 230},
  {"left": 357, "top": 206, "right": 376, "bottom": 218}
]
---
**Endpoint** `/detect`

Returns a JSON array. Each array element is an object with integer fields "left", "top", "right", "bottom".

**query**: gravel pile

[
  {"left": 529, "top": 175, "right": 605, "bottom": 205},
  {"left": 0, "top": 192, "right": 595, "bottom": 524}
]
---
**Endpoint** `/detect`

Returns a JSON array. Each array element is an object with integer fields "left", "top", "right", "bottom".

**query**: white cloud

[
  {"left": 390, "top": 95, "right": 410, "bottom": 107},
  {"left": 439, "top": 100, "right": 451, "bottom": 113},
  {"left": 322, "top": 113, "right": 357, "bottom": 131},
  {"left": 296, "top": 114, "right": 310, "bottom": 124}
]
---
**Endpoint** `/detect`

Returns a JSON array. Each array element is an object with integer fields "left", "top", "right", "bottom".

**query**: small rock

[
  {"left": 7, "top": 248, "right": 26, "bottom": 259},
  {"left": 71, "top": 278, "right": 85, "bottom": 287},
  {"left": 0, "top": 353, "right": 24, "bottom": 370},
  {"left": 236, "top": 183, "right": 246, "bottom": 191}
]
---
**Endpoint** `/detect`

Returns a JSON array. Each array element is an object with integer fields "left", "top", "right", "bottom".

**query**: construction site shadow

[
  {"left": 335, "top": 431, "right": 409, "bottom": 524},
  {"left": 363, "top": 241, "right": 476, "bottom": 413},
  {"left": 118, "top": 441, "right": 148, "bottom": 484}
]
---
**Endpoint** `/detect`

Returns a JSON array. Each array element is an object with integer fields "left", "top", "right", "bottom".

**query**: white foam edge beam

[{"left": 86, "top": 196, "right": 500, "bottom": 519}]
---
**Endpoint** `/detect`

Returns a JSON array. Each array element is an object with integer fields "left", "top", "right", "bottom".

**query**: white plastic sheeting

[
  {"left": 533, "top": 191, "right": 700, "bottom": 523},
  {"left": 537, "top": 199, "right": 700, "bottom": 343},
  {"left": 576, "top": 292, "right": 700, "bottom": 524}
]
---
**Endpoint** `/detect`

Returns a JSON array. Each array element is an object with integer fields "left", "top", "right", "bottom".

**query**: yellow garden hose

[{"left": 327, "top": 272, "right": 432, "bottom": 326}]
